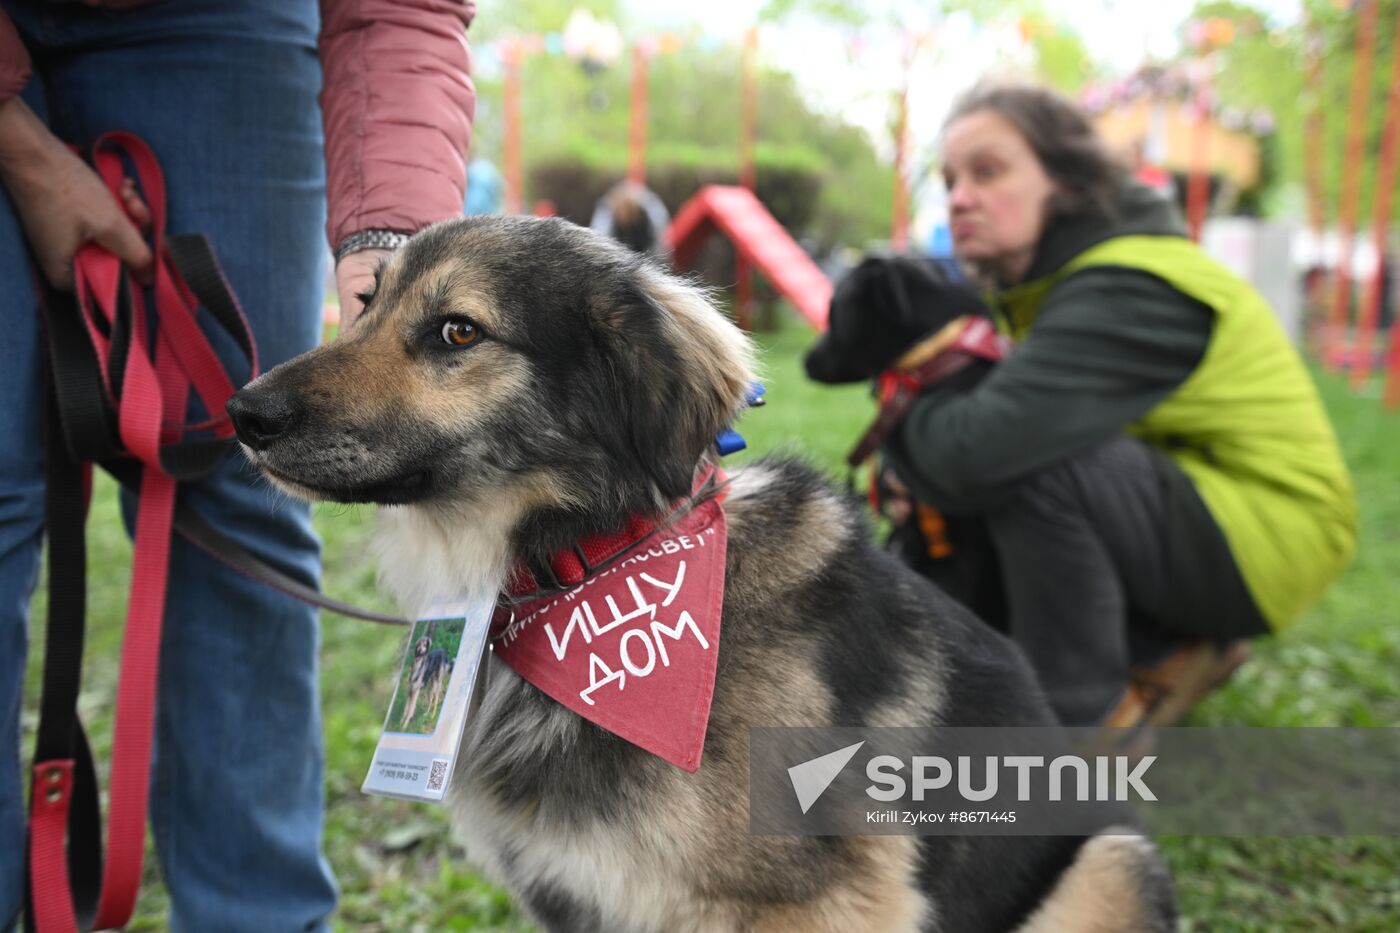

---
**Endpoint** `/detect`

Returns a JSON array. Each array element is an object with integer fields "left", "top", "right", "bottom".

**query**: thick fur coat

[{"left": 229, "top": 217, "right": 1175, "bottom": 932}]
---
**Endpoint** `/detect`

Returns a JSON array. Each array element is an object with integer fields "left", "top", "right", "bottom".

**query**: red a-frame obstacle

[{"left": 666, "top": 185, "right": 832, "bottom": 330}]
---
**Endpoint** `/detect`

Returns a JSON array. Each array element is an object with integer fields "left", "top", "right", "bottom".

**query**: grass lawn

[{"left": 20, "top": 311, "right": 1400, "bottom": 931}]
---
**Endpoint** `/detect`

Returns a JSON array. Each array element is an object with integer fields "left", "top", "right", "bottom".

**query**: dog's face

[
  {"left": 413, "top": 636, "right": 432, "bottom": 658},
  {"left": 804, "top": 256, "right": 989, "bottom": 383},
  {"left": 228, "top": 216, "right": 753, "bottom": 554}
]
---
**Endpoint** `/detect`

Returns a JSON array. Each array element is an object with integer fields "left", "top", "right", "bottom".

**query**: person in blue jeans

[{"left": 0, "top": 1, "right": 476, "bottom": 929}]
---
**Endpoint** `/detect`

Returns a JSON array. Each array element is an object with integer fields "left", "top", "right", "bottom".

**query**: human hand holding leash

[
  {"left": 335, "top": 247, "right": 393, "bottom": 328},
  {"left": 0, "top": 96, "right": 153, "bottom": 290}
]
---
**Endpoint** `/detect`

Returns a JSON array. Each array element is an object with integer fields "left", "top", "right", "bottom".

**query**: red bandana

[{"left": 492, "top": 472, "right": 728, "bottom": 772}]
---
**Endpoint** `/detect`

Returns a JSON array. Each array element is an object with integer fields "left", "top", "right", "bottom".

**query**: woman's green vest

[{"left": 996, "top": 235, "right": 1356, "bottom": 629}]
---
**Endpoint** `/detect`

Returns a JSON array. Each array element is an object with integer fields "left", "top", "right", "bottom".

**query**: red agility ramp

[{"left": 666, "top": 185, "right": 831, "bottom": 330}]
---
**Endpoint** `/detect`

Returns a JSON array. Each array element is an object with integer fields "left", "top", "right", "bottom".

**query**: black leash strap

[
  {"left": 25, "top": 397, "right": 104, "bottom": 933},
  {"left": 99, "top": 459, "right": 406, "bottom": 626}
]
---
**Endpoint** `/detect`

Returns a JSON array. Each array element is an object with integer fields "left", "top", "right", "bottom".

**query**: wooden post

[
  {"left": 1185, "top": 64, "right": 1212, "bottom": 243},
  {"left": 740, "top": 27, "right": 758, "bottom": 192},
  {"left": 1303, "top": 16, "right": 1329, "bottom": 352},
  {"left": 736, "top": 27, "right": 759, "bottom": 329},
  {"left": 734, "top": 253, "right": 753, "bottom": 332},
  {"left": 1303, "top": 19, "right": 1328, "bottom": 242},
  {"left": 891, "top": 36, "right": 914, "bottom": 253},
  {"left": 1352, "top": 7, "right": 1400, "bottom": 389},
  {"left": 1383, "top": 313, "right": 1400, "bottom": 407},
  {"left": 503, "top": 40, "right": 524, "bottom": 214},
  {"left": 628, "top": 41, "right": 651, "bottom": 185},
  {"left": 1326, "top": 0, "right": 1381, "bottom": 367}
]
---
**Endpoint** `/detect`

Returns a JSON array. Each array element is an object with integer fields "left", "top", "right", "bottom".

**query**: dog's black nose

[
  {"left": 803, "top": 339, "right": 857, "bottom": 384},
  {"left": 803, "top": 345, "right": 835, "bottom": 383},
  {"left": 227, "top": 387, "right": 299, "bottom": 450}
]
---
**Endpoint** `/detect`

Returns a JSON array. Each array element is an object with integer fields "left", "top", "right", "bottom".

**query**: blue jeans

[{"left": 0, "top": 1, "right": 336, "bottom": 929}]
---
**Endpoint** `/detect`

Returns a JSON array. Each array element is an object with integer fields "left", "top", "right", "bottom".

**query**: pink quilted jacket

[{"left": 0, "top": 0, "right": 476, "bottom": 251}]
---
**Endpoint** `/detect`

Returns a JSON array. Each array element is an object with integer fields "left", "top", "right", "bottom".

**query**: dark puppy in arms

[{"left": 806, "top": 255, "right": 1007, "bottom": 627}]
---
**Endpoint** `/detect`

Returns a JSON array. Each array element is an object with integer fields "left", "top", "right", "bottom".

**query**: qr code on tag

[{"left": 427, "top": 759, "right": 450, "bottom": 792}]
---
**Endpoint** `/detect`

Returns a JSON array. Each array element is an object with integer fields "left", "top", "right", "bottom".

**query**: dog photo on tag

[
  {"left": 388, "top": 617, "right": 460, "bottom": 735},
  {"left": 363, "top": 597, "right": 493, "bottom": 803}
]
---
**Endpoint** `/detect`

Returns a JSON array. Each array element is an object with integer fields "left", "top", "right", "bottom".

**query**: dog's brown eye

[{"left": 441, "top": 318, "right": 481, "bottom": 347}]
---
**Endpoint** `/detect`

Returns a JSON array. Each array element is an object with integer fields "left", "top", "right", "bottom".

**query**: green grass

[{"left": 20, "top": 311, "right": 1400, "bottom": 931}]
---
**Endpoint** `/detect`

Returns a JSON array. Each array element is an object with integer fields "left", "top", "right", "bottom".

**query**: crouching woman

[{"left": 882, "top": 81, "right": 1357, "bottom": 727}]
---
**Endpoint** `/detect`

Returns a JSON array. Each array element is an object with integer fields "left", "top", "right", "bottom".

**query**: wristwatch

[{"left": 335, "top": 229, "right": 411, "bottom": 262}]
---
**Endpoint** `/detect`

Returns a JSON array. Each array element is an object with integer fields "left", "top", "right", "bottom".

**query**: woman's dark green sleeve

[{"left": 881, "top": 268, "right": 1213, "bottom": 513}]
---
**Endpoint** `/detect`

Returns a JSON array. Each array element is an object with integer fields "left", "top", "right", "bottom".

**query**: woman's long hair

[{"left": 943, "top": 81, "right": 1127, "bottom": 227}]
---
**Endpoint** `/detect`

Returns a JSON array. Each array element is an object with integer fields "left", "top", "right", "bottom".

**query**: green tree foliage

[
  {"left": 940, "top": 0, "right": 1095, "bottom": 89},
  {"left": 1201, "top": 0, "right": 1400, "bottom": 221},
  {"left": 473, "top": 0, "right": 624, "bottom": 38},
  {"left": 759, "top": 0, "right": 869, "bottom": 28},
  {"left": 1021, "top": 12, "right": 1097, "bottom": 90},
  {"left": 467, "top": 0, "right": 1096, "bottom": 247},
  {"left": 471, "top": 31, "right": 897, "bottom": 246}
]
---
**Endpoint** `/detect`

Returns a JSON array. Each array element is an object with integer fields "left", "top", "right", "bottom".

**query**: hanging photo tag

[{"left": 362, "top": 592, "right": 494, "bottom": 803}]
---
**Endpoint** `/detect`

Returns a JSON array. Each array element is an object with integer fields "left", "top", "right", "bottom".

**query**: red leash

[
  {"left": 845, "top": 316, "right": 1009, "bottom": 470},
  {"left": 28, "top": 132, "right": 256, "bottom": 933}
]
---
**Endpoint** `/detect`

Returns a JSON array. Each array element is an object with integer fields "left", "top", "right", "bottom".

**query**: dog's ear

[
  {"left": 893, "top": 259, "right": 989, "bottom": 331},
  {"left": 805, "top": 257, "right": 921, "bottom": 383},
  {"left": 595, "top": 267, "right": 755, "bottom": 502},
  {"left": 874, "top": 258, "right": 935, "bottom": 332}
]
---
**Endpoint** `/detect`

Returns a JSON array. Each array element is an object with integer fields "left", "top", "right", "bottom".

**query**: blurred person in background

[
  {"left": 590, "top": 178, "right": 671, "bottom": 258},
  {"left": 465, "top": 153, "right": 503, "bottom": 215},
  {"left": 880, "top": 81, "right": 1355, "bottom": 730}
]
